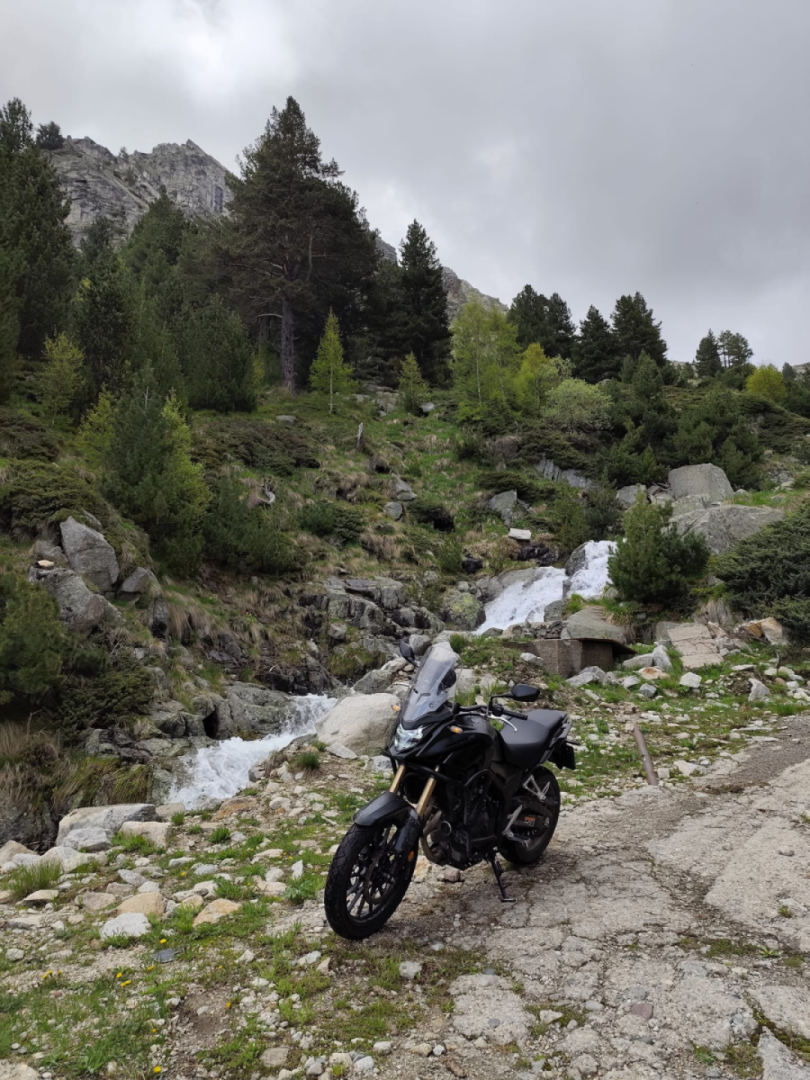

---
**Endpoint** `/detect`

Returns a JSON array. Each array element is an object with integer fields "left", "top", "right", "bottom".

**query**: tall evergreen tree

[
  {"left": 398, "top": 221, "right": 451, "bottom": 384},
  {"left": 0, "top": 244, "right": 20, "bottom": 403},
  {"left": 573, "top": 305, "right": 619, "bottom": 382},
  {"left": 508, "top": 285, "right": 548, "bottom": 348},
  {"left": 0, "top": 98, "right": 75, "bottom": 362},
  {"left": 717, "top": 330, "right": 753, "bottom": 368},
  {"left": 125, "top": 191, "right": 187, "bottom": 296},
  {"left": 72, "top": 253, "right": 132, "bottom": 395},
  {"left": 226, "top": 97, "right": 376, "bottom": 393},
  {"left": 694, "top": 330, "right": 722, "bottom": 378},
  {"left": 612, "top": 292, "right": 667, "bottom": 369},
  {"left": 541, "top": 293, "right": 576, "bottom": 359}
]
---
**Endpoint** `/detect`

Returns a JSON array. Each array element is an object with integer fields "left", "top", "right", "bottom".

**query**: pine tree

[
  {"left": 177, "top": 295, "right": 256, "bottom": 412},
  {"left": 125, "top": 191, "right": 187, "bottom": 296},
  {"left": 226, "top": 97, "right": 376, "bottom": 393},
  {"left": 0, "top": 99, "right": 75, "bottom": 362},
  {"left": 573, "top": 305, "right": 619, "bottom": 382},
  {"left": 0, "top": 243, "right": 20, "bottom": 403},
  {"left": 541, "top": 293, "right": 576, "bottom": 359},
  {"left": 717, "top": 330, "right": 753, "bottom": 368},
  {"left": 35, "top": 121, "right": 64, "bottom": 150},
  {"left": 39, "top": 333, "right": 83, "bottom": 424},
  {"left": 309, "top": 310, "right": 354, "bottom": 413},
  {"left": 398, "top": 221, "right": 452, "bottom": 384},
  {"left": 72, "top": 254, "right": 132, "bottom": 395},
  {"left": 104, "top": 374, "right": 209, "bottom": 572},
  {"left": 398, "top": 352, "right": 429, "bottom": 415},
  {"left": 508, "top": 285, "right": 548, "bottom": 347},
  {"left": 694, "top": 330, "right": 722, "bottom": 378},
  {"left": 612, "top": 292, "right": 667, "bottom": 368}
]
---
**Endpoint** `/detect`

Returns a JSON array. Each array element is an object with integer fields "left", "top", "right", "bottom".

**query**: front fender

[{"left": 354, "top": 791, "right": 413, "bottom": 828}]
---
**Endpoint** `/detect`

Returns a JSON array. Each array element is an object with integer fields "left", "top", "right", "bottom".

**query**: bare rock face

[
  {"left": 671, "top": 503, "right": 785, "bottom": 555},
  {"left": 441, "top": 265, "right": 507, "bottom": 322},
  {"left": 59, "top": 516, "right": 119, "bottom": 591},
  {"left": 27, "top": 566, "right": 121, "bottom": 634},
  {"left": 48, "top": 136, "right": 232, "bottom": 245}
]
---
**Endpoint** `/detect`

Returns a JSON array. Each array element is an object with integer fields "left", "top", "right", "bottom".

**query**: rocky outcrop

[
  {"left": 59, "top": 516, "right": 119, "bottom": 591},
  {"left": 441, "top": 266, "right": 507, "bottom": 322},
  {"left": 49, "top": 136, "right": 232, "bottom": 245},
  {"left": 56, "top": 803, "right": 158, "bottom": 846},
  {"left": 439, "top": 586, "right": 485, "bottom": 631},
  {"left": 27, "top": 565, "right": 121, "bottom": 634},
  {"left": 667, "top": 463, "right": 734, "bottom": 502},
  {"left": 671, "top": 503, "right": 785, "bottom": 555},
  {"left": 316, "top": 692, "right": 400, "bottom": 752},
  {"left": 534, "top": 457, "right": 593, "bottom": 491}
]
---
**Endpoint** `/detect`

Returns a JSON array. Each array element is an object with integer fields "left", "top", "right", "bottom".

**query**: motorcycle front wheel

[{"left": 324, "top": 820, "right": 416, "bottom": 940}]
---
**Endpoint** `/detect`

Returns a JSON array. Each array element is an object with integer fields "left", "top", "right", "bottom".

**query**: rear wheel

[
  {"left": 324, "top": 820, "right": 417, "bottom": 940},
  {"left": 499, "top": 766, "right": 560, "bottom": 865}
]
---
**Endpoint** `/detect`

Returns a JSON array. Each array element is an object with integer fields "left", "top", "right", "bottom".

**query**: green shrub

[
  {"left": 715, "top": 499, "right": 810, "bottom": 641},
  {"left": 0, "top": 459, "right": 111, "bottom": 535},
  {"left": 0, "top": 570, "right": 67, "bottom": 705},
  {"left": 193, "top": 416, "right": 319, "bottom": 473},
  {"left": 58, "top": 648, "right": 153, "bottom": 734},
  {"left": 478, "top": 470, "right": 555, "bottom": 505},
  {"left": 299, "top": 500, "right": 365, "bottom": 543},
  {"left": 111, "top": 832, "right": 158, "bottom": 855},
  {"left": 209, "top": 825, "right": 231, "bottom": 844},
  {"left": 453, "top": 431, "right": 493, "bottom": 465},
  {"left": 170, "top": 812, "right": 185, "bottom": 826},
  {"left": 608, "top": 500, "right": 709, "bottom": 606},
  {"left": 6, "top": 859, "right": 61, "bottom": 901},
  {"left": 204, "top": 471, "right": 303, "bottom": 576},
  {"left": 294, "top": 750, "right": 321, "bottom": 771},
  {"left": 517, "top": 424, "right": 590, "bottom": 473},
  {"left": 0, "top": 407, "right": 60, "bottom": 461},
  {"left": 410, "top": 496, "right": 454, "bottom": 532},
  {"left": 436, "top": 536, "right": 463, "bottom": 575},
  {"left": 548, "top": 484, "right": 622, "bottom": 557}
]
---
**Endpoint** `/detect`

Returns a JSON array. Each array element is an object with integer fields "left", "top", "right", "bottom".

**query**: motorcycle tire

[
  {"left": 324, "top": 820, "right": 417, "bottom": 940},
  {"left": 499, "top": 766, "right": 561, "bottom": 865}
]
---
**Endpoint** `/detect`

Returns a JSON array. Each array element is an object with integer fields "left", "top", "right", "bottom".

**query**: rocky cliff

[{"left": 49, "top": 136, "right": 232, "bottom": 245}]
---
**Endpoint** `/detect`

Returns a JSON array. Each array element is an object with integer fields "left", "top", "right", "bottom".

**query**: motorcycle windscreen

[{"left": 400, "top": 640, "right": 459, "bottom": 726}]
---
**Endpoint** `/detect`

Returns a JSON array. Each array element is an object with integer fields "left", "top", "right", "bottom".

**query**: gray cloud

[{"left": 2, "top": 0, "right": 809, "bottom": 363}]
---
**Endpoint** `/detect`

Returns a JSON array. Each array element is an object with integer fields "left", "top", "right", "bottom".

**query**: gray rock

[
  {"left": 621, "top": 676, "right": 641, "bottom": 690},
  {"left": 370, "top": 755, "right": 393, "bottom": 774},
  {"left": 59, "top": 516, "right": 119, "bottom": 591},
  {"left": 31, "top": 539, "right": 68, "bottom": 566},
  {"left": 399, "top": 961, "right": 423, "bottom": 979},
  {"left": 616, "top": 484, "right": 646, "bottom": 509},
  {"left": 316, "top": 693, "right": 399, "bottom": 753},
  {"left": 260, "top": 1048, "right": 289, "bottom": 1069},
  {"left": 679, "top": 672, "right": 702, "bottom": 689},
  {"left": 638, "top": 683, "right": 658, "bottom": 700},
  {"left": 748, "top": 679, "right": 771, "bottom": 703},
  {"left": 326, "top": 743, "right": 358, "bottom": 760},
  {"left": 534, "top": 457, "right": 593, "bottom": 490},
  {"left": 673, "top": 759, "right": 701, "bottom": 776},
  {"left": 0, "top": 1063, "right": 39, "bottom": 1080},
  {"left": 27, "top": 566, "right": 122, "bottom": 634},
  {"left": 57, "top": 803, "right": 157, "bottom": 845},
  {"left": 668, "top": 463, "right": 734, "bottom": 502},
  {"left": 624, "top": 652, "right": 657, "bottom": 670},
  {"left": 671, "top": 503, "right": 785, "bottom": 555},
  {"left": 118, "top": 566, "right": 160, "bottom": 600},
  {"left": 563, "top": 606, "right": 631, "bottom": 646},
  {"left": 567, "top": 667, "right": 608, "bottom": 688},
  {"left": 223, "top": 683, "right": 291, "bottom": 734},
  {"left": 439, "top": 587, "right": 485, "bottom": 631},
  {"left": 384, "top": 501, "right": 403, "bottom": 521},
  {"left": 421, "top": 402, "right": 436, "bottom": 415},
  {"left": 100, "top": 912, "right": 151, "bottom": 940},
  {"left": 651, "top": 644, "right": 673, "bottom": 672},
  {"left": 394, "top": 476, "right": 417, "bottom": 501},
  {"left": 63, "top": 826, "right": 110, "bottom": 852},
  {"left": 354, "top": 658, "right": 408, "bottom": 694},
  {"left": 40, "top": 846, "right": 99, "bottom": 872},
  {"left": 409, "top": 633, "right": 433, "bottom": 656},
  {"left": 488, "top": 490, "right": 518, "bottom": 523},
  {"left": 276, "top": 414, "right": 296, "bottom": 425},
  {"left": 758, "top": 1028, "right": 810, "bottom": 1079},
  {"left": 752, "top": 984, "right": 810, "bottom": 1040}
]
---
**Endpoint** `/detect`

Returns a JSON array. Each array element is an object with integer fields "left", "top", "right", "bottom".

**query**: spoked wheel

[
  {"left": 499, "top": 765, "right": 561, "bottom": 865},
  {"left": 324, "top": 820, "right": 417, "bottom": 940}
]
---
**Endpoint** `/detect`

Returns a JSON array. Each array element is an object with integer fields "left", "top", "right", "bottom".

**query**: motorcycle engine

[{"left": 422, "top": 781, "right": 496, "bottom": 869}]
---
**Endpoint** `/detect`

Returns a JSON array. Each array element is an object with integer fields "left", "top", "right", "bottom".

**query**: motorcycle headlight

[{"left": 391, "top": 724, "right": 425, "bottom": 753}]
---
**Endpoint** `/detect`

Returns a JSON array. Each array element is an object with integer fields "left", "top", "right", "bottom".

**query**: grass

[
  {"left": 6, "top": 859, "right": 61, "bottom": 901},
  {"left": 294, "top": 750, "right": 322, "bottom": 771},
  {"left": 170, "top": 811, "right": 185, "bottom": 826},
  {"left": 209, "top": 825, "right": 232, "bottom": 844},
  {"left": 283, "top": 871, "right": 323, "bottom": 905},
  {"left": 111, "top": 831, "right": 159, "bottom": 855}
]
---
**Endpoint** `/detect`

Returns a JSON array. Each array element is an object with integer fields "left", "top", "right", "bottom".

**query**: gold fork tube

[
  {"left": 389, "top": 764, "right": 406, "bottom": 793},
  {"left": 415, "top": 776, "right": 438, "bottom": 818}
]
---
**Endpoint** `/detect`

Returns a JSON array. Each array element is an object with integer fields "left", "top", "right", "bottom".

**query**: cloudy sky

[{"left": 2, "top": 0, "right": 809, "bottom": 365}]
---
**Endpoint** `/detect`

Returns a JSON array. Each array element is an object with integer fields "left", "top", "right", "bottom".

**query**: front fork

[{"left": 389, "top": 764, "right": 437, "bottom": 867}]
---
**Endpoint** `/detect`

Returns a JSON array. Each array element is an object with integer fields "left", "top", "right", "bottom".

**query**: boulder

[
  {"left": 354, "top": 658, "right": 408, "bottom": 694},
  {"left": 116, "top": 892, "right": 166, "bottom": 917},
  {"left": 384, "top": 501, "right": 403, "bottom": 521},
  {"left": 624, "top": 652, "right": 657, "bottom": 670},
  {"left": 651, "top": 644, "right": 673, "bottom": 672},
  {"left": 222, "top": 683, "right": 291, "bottom": 735},
  {"left": 439, "top": 587, "right": 484, "bottom": 631},
  {"left": 193, "top": 898, "right": 241, "bottom": 926},
  {"left": 31, "top": 539, "right": 68, "bottom": 566},
  {"left": 679, "top": 672, "right": 702, "bottom": 689},
  {"left": 487, "top": 490, "right": 518, "bottom": 523},
  {"left": 63, "top": 826, "right": 110, "bottom": 852},
  {"left": 671, "top": 504, "right": 785, "bottom": 555},
  {"left": 0, "top": 1064, "right": 39, "bottom": 1080},
  {"left": 344, "top": 577, "right": 408, "bottom": 611},
  {"left": 667, "top": 623, "right": 724, "bottom": 670},
  {"left": 40, "top": 846, "right": 99, "bottom": 873},
  {"left": 737, "top": 618, "right": 787, "bottom": 646},
  {"left": 616, "top": 484, "right": 646, "bottom": 510},
  {"left": 533, "top": 457, "right": 593, "bottom": 491},
  {"left": 316, "top": 693, "right": 399, "bottom": 752},
  {"left": 638, "top": 683, "right": 658, "bottom": 700},
  {"left": 667, "top": 463, "right": 734, "bottom": 503},
  {"left": 100, "top": 912, "right": 151, "bottom": 940},
  {"left": 567, "top": 667, "right": 608, "bottom": 688},
  {"left": 748, "top": 679, "right": 770, "bottom": 703},
  {"left": 59, "top": 516, "right": 120, "bottom": 591},
  {"left": 562, "top": 607, "right": 631, "bottom": 647},
  {"left": 0, "top": 841, "right": 35, "bottom": 865},
  {"left": 393, "top": 476, "right": 417, "bottom": 502},
  {"left": 508, "top": 528, "right": 532, "bottom": 541},
  {"left": 28, "top": 566, "right": 122, "bottom": 634},
  {"left": 57, "top": 803, "right": 158, "bottom": 846},
  {"left": 117, "top": 566, "right": 161, "bottom": 600},
  {"left": 119, "top": 820, "right": 171, "bottom": 847}
]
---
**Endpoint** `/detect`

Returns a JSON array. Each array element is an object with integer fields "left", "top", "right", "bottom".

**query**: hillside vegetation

[{"left": 2, "top": 92, "right": 810, "bottom": 831}]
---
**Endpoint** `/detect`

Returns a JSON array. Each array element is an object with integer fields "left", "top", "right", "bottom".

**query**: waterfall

[{"left": 169, "top": 693, "right": 336, "bottom": 808}]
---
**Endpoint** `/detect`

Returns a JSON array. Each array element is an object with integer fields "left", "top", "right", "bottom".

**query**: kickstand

[{"left": 487, "top": 852, "right": 516, "bottom": 903}]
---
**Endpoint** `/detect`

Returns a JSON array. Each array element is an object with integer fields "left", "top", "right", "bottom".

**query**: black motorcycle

[{"left": 324, "top": 641, "right": 575, "bottom": 940}]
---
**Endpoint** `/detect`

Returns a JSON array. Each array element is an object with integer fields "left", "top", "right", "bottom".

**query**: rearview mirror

[
  {"left": 511, "top": 683, "right": 540, "bottom": 703},
  {"left": 399, "top": 640, "right": 416, "bottom": 663}
]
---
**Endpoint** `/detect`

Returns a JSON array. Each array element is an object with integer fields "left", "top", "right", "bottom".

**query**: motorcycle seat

[{"left": 498, "top": 709, "right": 566, "bottom": 768}]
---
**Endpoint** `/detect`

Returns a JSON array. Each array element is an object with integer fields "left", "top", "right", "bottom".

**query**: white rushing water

[
  {"left": 170, "top": 693, "right": 336, "bottom": 808},
  {"left": 476, "top": 540, "right": 616, "bottom": 633}
]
